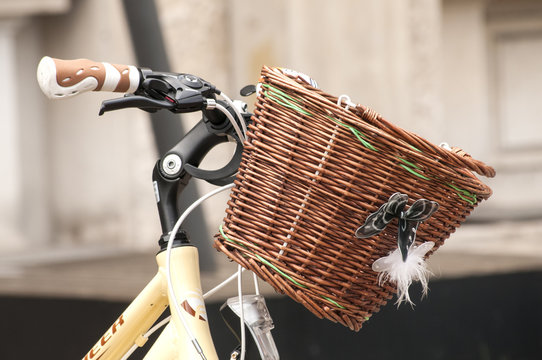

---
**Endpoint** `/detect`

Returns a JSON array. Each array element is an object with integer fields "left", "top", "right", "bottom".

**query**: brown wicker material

[{"left": 214, "top": 66, "right": 495, "bottom": 331}]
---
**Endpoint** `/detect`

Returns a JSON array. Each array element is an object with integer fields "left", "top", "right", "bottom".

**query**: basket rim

[{"left": 260, "top": 66, "right": 496, "bottom": 180}]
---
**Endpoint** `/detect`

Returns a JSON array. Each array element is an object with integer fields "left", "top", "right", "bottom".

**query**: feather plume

[{"left": 372, "top": 241, "right": 435, "bottom": 306}]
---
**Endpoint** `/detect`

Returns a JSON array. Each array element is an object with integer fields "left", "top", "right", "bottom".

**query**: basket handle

[{"left": 449, "top": 147, "right": 496, "bottom": 178}]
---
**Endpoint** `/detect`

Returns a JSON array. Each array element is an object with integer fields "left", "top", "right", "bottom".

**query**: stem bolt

[{"left": 162, "top": 153, "right": 182, "bottom": 176}]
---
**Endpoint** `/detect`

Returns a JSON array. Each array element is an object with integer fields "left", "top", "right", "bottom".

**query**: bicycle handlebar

[
  {"left": 37, "top": 56, "right": 140, "bottom": 99},
  {"left": 37, "top": 56, "right": 222, "bottom": 117}
]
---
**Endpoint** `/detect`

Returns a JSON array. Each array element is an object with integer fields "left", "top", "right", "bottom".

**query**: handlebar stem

[{"left": 152, "top": 114, "right": 237, "bottom": 241}]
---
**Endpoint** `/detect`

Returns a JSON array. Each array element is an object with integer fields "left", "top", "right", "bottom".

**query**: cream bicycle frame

[{"left": 82, "top": 245, "right": 218, "bottom": 360}]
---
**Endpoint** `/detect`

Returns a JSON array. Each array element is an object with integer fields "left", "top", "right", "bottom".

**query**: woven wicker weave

[{"left": 214, "top": 66, "right": 495, "bottom": 331}]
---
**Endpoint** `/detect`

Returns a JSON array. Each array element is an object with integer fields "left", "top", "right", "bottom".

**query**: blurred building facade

[{"left": 0, "top": 0, "right": 541, "bottom": 297}]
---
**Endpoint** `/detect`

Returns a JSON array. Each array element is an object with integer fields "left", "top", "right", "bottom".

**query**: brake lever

[{"left": 99, "top": 94, "right": 175, "bottom": 115}]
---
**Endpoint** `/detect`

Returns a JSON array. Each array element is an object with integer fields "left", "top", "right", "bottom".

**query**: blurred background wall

[{"left": 0, "top": 0, "right": 541, "bottom": 358}]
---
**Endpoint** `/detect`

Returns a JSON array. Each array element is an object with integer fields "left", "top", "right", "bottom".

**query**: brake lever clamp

[{"left": 140, "top": 72, "right": 217, "bottom": 114}]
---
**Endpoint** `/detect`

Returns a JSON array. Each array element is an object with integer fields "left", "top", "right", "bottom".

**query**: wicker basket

[{"left": 214, "top": 66, "right": 495, "bottom": 331}]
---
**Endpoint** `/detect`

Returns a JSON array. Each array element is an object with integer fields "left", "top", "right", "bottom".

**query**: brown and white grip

[{"left": 37, "top": 56, "right": 140, "bottom": 99}]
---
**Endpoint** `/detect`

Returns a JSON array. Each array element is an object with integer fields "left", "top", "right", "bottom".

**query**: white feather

[{"left": 372, "top": 241, "right": 435, "bottom": 306}]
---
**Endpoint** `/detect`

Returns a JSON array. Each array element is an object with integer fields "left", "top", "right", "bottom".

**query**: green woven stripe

[
  {"left": 397, "top": 157, "right": 431, "bottom": 181},
  {"left": 397, "top": 157, "right": 420, "bottom": 169},
  {"left": 219, "top": 225, "right": 346, "bottom": 309},
  {"left": 219, "top": 225, "right": 306, "bottom": 288},
  {"left": 409, "top": 144, "right": 422, "bottom": 152},
  {"left": 447, "top": 183, "right": 477, "bottom": 205},
  {"left": 397, "top": 158, "right": 476, "bottom": 203},
  {"left": 262, "top": 84, "right": 312, "bottom": 116},
  {"left": 322, "top": 296, "right": 346, "bottom": 309},
  {"left": 255, "top": 253, "right": 306, "bottom": 289},
  {"left": 326, "top": 115, "right": 377, "bottom": 151},
  {"left": 262, "top": 84, "right": 302, "bottom": 104},
  {"left": 398, "top": 164, "right": 431, "bottom": 180}
]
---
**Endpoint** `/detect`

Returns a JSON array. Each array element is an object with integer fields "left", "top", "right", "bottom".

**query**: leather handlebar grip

[{"left": 37, "top": 56, "right": 140, "bottom": 99}]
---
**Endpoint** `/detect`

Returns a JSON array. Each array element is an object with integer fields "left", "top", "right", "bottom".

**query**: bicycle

[
  {"left": 37, "top": 55, "right": 495, "bottom": 359},
  {"left": 37, "top": 56, "right": 277, "bottom": 360}
]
